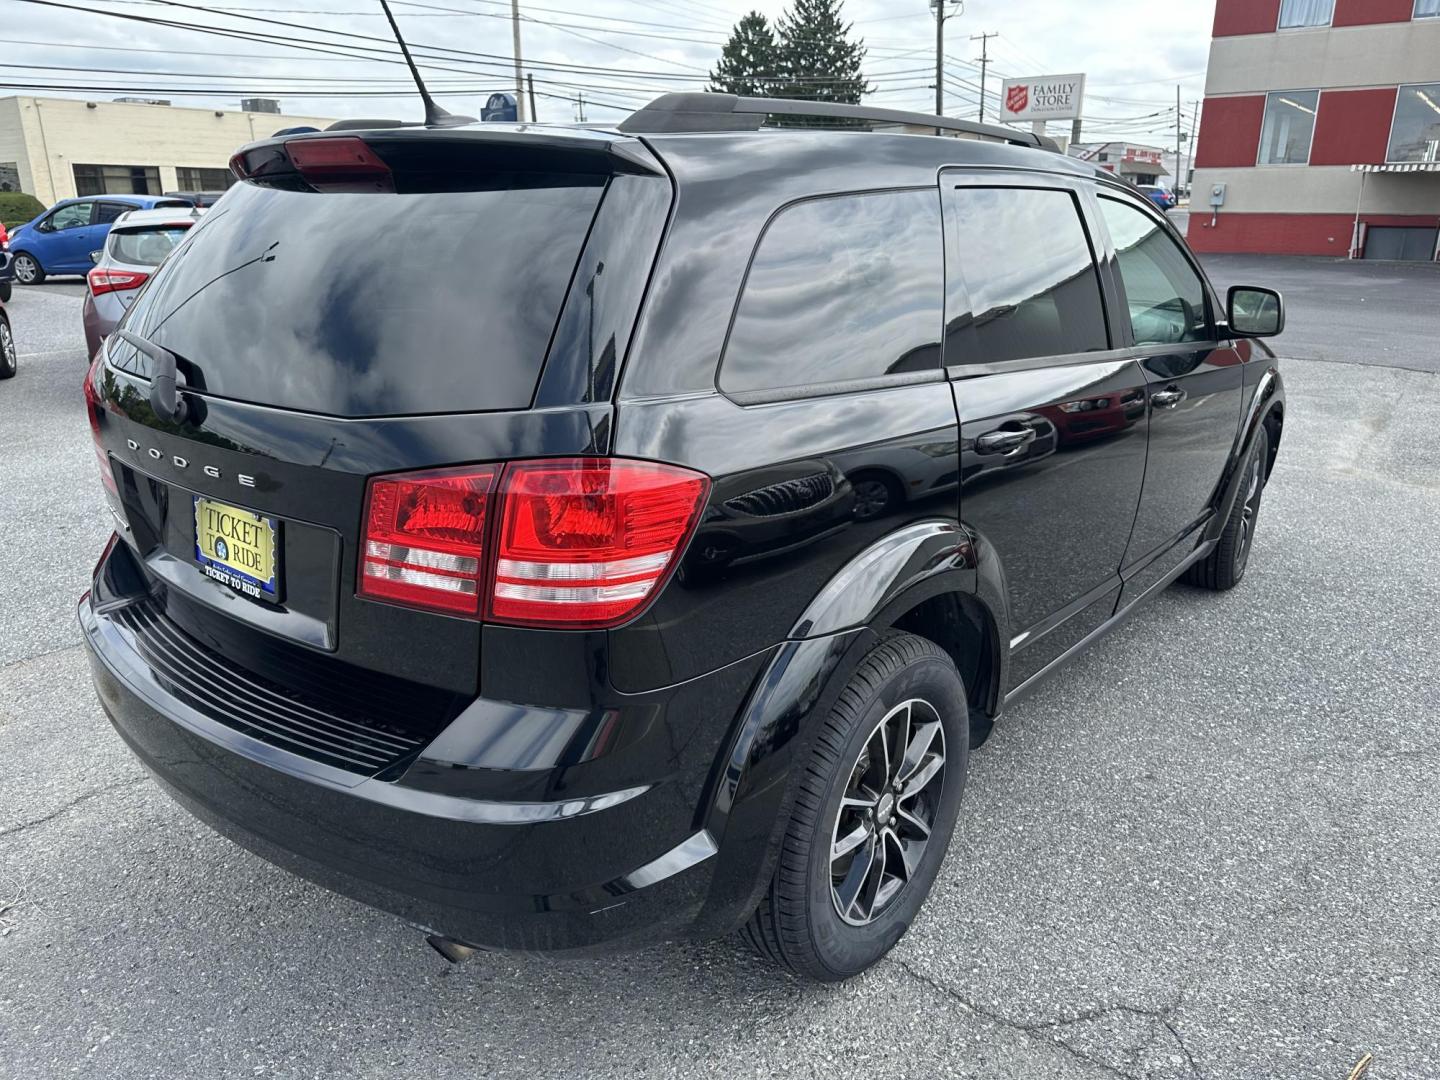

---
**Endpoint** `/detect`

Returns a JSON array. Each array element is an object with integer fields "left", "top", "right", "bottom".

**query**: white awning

[{"left": 1351, "top": 162, "right": 1440, "bottom": 174}]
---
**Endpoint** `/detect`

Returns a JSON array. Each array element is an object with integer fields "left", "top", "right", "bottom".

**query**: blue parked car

[
  {"left": 5, "top": 194, "right": 191, "bottom": 286},
  {"left": 1136, "top": 184, "right": 1178, "bottom": 212}
]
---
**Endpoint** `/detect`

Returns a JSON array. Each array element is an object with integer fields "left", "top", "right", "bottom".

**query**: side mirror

[
  {"left": 36, "top": 219, "right": 54, "bottom": 234},
  {"left": 1227, "top": 285, "right": 1285, "bottom": 339},
  {"left": 89, "top": 250, "right": 102, "bottom": 265}
]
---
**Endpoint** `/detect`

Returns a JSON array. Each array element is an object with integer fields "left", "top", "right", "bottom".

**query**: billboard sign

[{"left": 999, "top": 74, "right": 1086, "bottom": 123}]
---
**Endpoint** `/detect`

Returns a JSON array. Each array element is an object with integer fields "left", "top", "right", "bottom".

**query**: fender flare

[{"left": 1206, "top": 365, "right": 1284, "bottom": 544}]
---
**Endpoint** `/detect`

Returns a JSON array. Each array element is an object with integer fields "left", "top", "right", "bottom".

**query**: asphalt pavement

[{"left": 3, "top": 269, "right": 1440, "bottom": 1080}]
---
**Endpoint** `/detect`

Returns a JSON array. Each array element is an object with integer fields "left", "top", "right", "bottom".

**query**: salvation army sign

[{"left": 999, "top": 74, "right": 1086, "bottom": 123}]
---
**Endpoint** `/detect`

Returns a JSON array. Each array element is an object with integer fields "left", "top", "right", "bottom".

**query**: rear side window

[
  {"left": 110, "top": 226, "right": 191, "bottom": 267},
  {"left": 720, "top": 189, "right": 945, "bottom": 396},
  {"left": 117, "top": 175, "right": 605, "bottom": 417},
  {"left": 944, "top": 187, "right": 1108, "bottom": 366}
]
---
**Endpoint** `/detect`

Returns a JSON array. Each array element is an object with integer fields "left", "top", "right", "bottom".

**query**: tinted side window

[
  {"left": 945, "top": 187, "right": 1108, "bottom": 366},
  {"left": 1098, "top": 196, "right": 1210, "bottom": 347},
  {"left": 95, "top": 202, "right": 131, "bottom": 225},
  {"left": 721, "top": 189, "right": 944, "bottom": 395}
]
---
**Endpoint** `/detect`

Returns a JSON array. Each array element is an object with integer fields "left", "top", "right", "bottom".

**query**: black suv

[{"left": 79, "top": 94, "right": 1286, "bottom": 981}]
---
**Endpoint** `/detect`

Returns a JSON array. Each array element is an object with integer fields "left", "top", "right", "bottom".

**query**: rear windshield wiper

[{"left": 114, "top": 329, "right": 189, "bottom": 425}]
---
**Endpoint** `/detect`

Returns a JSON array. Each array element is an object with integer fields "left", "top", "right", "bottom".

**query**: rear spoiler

[{"left": 231, "top": 127, "right": 665, "bottom": 193}]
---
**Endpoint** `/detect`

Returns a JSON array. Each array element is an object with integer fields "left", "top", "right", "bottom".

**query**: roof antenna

[{"left": 379, "top": 0, "right": 476, "bottom": 127}]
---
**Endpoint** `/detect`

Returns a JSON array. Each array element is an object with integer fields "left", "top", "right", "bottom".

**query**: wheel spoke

[
  {"left": 898, "top": 718, "right": 941, "bottom": 786},
  {"left": 886, "top": 827, "right": 924, "bottom": 880},
  {"left": 857, "top": 831, "right": 889, "bottom": 921},
  {"left": 870, "top": 723, "right": 890, "bottom": 789},
  {"left": 898, "top": 754, "right": 944, "bottom": 802},
  {"left": 896, "top": 805, "right": 931, "bottom": 839},
  {"left": 888, "top": 701, "right": 912, "bottom": 785},
  {"left": 831, "top": 820, "right": 871, "bottom": 862},
  {"left": 841, "top": 788, "right": 879, "bottom": 812},
  {"left": 834, "top": 833, "right": 877, "bottom": 919}
]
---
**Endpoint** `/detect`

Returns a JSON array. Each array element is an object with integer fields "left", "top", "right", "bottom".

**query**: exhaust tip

[{"left": 426, "top": 934, "right": 479, "bottom": 964}]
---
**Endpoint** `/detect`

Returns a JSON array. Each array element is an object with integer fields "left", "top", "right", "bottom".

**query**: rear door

[
  {"left": 91, "top": 132, "right": 669, "bottom": 716},
  {"left": 942, "top": 172, "right": 1149, "bottom": 692},
  {"left": 1093, "top": 193, "right": 1244, "bottom": 597}
]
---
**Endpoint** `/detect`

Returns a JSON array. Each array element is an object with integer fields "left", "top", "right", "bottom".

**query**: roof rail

[{"left": 617, "top": 92, "right": 1059, "bottom": 152}]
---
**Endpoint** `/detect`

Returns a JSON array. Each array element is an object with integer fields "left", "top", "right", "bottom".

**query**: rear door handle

[
  {"left": 976, "top": 428, "right": 1036, "bottom": 456},
  {"left": 1151, "top": 386, "right": 1187, "bottom": 410}
]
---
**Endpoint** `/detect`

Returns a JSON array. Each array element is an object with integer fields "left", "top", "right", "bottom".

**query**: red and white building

[{"left": 1188, "top": 0, "right": 1440, "bottom": 260}]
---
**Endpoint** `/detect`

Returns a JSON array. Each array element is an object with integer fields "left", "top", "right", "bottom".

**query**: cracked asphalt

[{"left": 3, "top": 265, "right": 1439, "bottom": 1080}]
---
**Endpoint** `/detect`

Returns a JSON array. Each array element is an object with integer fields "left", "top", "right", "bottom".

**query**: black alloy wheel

[{"left": 830, "top": 698, "right": 946, "bottom": 926}]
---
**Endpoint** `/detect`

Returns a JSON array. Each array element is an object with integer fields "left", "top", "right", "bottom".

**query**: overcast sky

[{"left": 2, "top": 0, "right": 1214, "bottom": 146}]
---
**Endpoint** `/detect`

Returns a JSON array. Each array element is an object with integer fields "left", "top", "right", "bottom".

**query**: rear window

[
  {"left": 110, "top": 226, "right": 191, "bottom": 266},
  {"left": 115, "top": 175, "right": 605, "bottom": 417}
]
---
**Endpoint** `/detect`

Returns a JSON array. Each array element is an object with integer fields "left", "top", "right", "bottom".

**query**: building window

[
  {"left": 1257, "top": 90, "right": 1319, "bottom": 165},
  {"left": 174, "top": 166, "right": 236, "bottom": 192},
  {"left": 1278, "top": 0, "right": 1333, "bottom": 27},
  {"left": 1388, "top": 84, "right": 1440, "bottom": 163},
  {"left": 73, "top": 164, "right": 161, "bottom": 196},
  {"left": 1416, "top": 0, "right": 1440, "bottom": 18}
]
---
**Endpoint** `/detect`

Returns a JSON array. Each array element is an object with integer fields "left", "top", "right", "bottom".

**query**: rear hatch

[{"left": 86, "top": 126, "right": 671, "bottom": 773}]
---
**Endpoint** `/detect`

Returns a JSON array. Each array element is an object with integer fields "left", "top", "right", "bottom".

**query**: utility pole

[
  {"left": 574, "top": 92, "right": 586, "bottom": 123},
  {"left": 929, "top": 0, "right": 962, "bottom": 132},
  {"left": 1185, "top": 101, "right": 1199, "bottom": 198},
  {"left": 971, "top": 32, "right": 997, "bottom": 123},
  {"left": 511, "top": 0, "right": 525, "bottom": 122},
  {"left": 1175, "top": 84, "right": 1183, "bottom": 193},
  {"left": 527, "top": 73, "right": 537, "bottom": 124}
]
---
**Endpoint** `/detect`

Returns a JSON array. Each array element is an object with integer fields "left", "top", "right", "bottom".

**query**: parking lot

[{"left": 2, "top": 261, "right": 1439, "bottom": 1079}]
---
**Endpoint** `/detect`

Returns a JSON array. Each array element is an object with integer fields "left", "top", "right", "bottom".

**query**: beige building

[{"left": 0, "top": 96, "right": 339, "bottom": 204}]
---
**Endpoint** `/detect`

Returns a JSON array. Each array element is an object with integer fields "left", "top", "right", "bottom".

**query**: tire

[
  {"left": 11, "top": 252, "right": 43, "bottom": 286},
  {"left": 743, "top": 632, "right": 969, "bottom": 981},
  {"left": 0, "top": 280, "right": 10, "bottom": 303},
  {"left": 1183, "top": 425, "right": 1269, "bottom": 591},
  {"left": 0, "top": 316, "right": 16, "bottom": 379}
]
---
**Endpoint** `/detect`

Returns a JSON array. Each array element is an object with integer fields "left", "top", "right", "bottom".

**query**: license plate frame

[{"left": 193, "top": 495, "right": 281, "bottom": 601}]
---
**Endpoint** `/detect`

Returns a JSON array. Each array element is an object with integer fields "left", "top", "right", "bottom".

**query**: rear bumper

[{"left": 80, "top": 593, "right": 763, "bottom": 953}]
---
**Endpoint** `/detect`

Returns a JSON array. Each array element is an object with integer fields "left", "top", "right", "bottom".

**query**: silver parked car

[{"left": 82, "top": 207, "right": 202, "bottom": 358}]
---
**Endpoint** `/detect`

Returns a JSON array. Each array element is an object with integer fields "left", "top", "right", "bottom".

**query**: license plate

[{"left": 193, "top": 496, "right": 280, "bottom": 600}]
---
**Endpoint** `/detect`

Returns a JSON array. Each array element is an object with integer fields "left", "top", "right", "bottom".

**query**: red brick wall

[
  {"left": 1214, "top": 0, "right": 1281, "bottom": 36},
  {"left": 1187, "top": 213, "right": 1440, "bottom": 256},
  {"left": 1195, "top": 96, "right": 1267, "bottom": 168},
  {"left": 1310, "top": 88, "right": 1399, "bottom": 165},
  {"left": 1334, "top": 0, "right": 1415, "bottom": 26}
]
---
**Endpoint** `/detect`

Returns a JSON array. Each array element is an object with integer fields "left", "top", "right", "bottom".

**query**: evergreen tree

[
  {"left": 774, "top": 0, "right": 870, "bottom": 117},
  {"left": 709, "top": 11, "right": 781, "bottom": 98}
]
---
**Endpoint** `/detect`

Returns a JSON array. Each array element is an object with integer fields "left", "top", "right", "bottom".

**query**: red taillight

[
  {"left": 284, "top": 136, "right": 394, "bottom": 193},
  {"left": 360, "top": 465, "right": 499, "bottom": 615},
  {"left": 83, "top": 356, "right": 117, "bottom": 495},
  {"left": 358, "top": 458, "right": 710, "bottom": 627},
  {"left": 490, "top": 460, "right": 709, "bottom": 628},
  {"left": 87, "top": 267, "right": 150, "bottom": 296}
]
